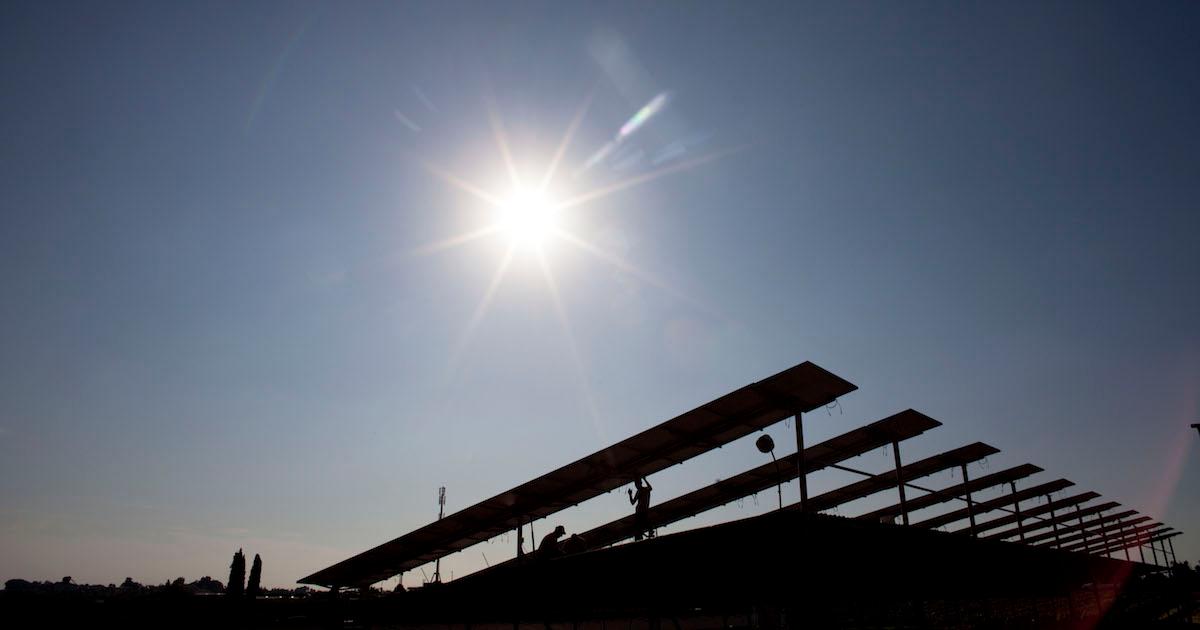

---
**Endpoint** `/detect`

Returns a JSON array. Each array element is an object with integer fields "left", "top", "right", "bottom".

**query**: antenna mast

[{"left": 433, "top": 486, "right": 446, "bottom": 583}]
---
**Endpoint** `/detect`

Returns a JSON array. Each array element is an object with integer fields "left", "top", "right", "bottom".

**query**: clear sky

[{"left": 1, "top": 1, "right": 1197, "bottom": 588}]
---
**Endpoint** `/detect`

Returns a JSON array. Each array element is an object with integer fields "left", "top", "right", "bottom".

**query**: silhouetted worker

[
  {"left": 562, "top": 533, "right": 588, "bottom": 555},
  {"left": 538, "top": 525, "right": 566, "bottom": 558},
  {"left": 628, "top": 476, "right": 653, "bottom": 541}
]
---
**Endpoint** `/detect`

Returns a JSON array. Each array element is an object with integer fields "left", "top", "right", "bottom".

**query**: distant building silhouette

[
  {"left": 227, "top": 549, "right": 246, "bottom": 597},
  {"left": 247, "top": 553, "right": 263, "bottom": 597}
]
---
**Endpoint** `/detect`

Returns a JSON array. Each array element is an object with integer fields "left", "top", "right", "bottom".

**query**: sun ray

[
  {"left": 555, "top": 145, "right": 748, "bottom": 211},
  {"left": 553, "top": 228, "right": 719, "bottom": 317},
  {"left": 410, "top": 226, "right": 499, "bottom": 256},
  {"left": 538, "top": 87, "right": 596, "bottom": 193},
  {"left": 484, "top": 92, "right": 522, "bottom": 189},
  {"left": 420, "top": 159, "right": 507, "bottom": 207},
  {"left": 536, "top": 248, "right": 607, "bottom": 444},
  {"left": 447, "top": 244, "right": 516, "bottom": 372}
]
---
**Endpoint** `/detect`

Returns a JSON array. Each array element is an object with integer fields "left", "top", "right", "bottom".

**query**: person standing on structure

[
  {"left": 538, "top": 525, "right": 566, "bottom": 558},
  {"left": 628, "top": 476, "right": 653, "bottom": 541}
]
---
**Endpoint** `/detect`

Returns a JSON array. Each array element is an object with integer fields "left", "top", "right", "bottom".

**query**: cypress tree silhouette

[
  {"left": 226, "top": 548, "right": 245, "bottom": 597},
  {"left": 247, "top": 553, "right": 263, "bottom": 597}
]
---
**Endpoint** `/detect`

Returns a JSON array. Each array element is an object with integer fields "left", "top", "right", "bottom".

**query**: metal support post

[
  {"left": 892, "top": 440, "right": 908, "bottom": 525},
  {"left": 1168, "top": 537, "right": 1177, "bottom": 566},
  {"left": 1118, "top": 522, "right": 1129, "bottom": 561},
  {"left": 1010, "top": 481, "right": 1024, "bottom": 541},
  {"left": 794, "top": 413, "right": 807, "bottom": 512},
  {"left": 1075, "top": 505, "right": 1086, "bottom": 550},
  {"left": 961, "top": 464, "right": 976, "bottom": 536},
  {"left": 1047, "top": 495, "right": 1060, "bottom": 548},
  {"left": 1150, "top": 540, "right": 1160, "bottom": 566},
  {"left": 1138, "top": 541, "right": 1145, "bottom": 564},
  {"left": 1098, "top": 511, "right": 1110, "bottom": 558}
]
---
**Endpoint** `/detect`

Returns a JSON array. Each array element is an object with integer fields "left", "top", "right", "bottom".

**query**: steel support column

[
  {"left": 1075, "top": 505, "right": 1087, "bottom": 551},
  {"left": 1168, "top": 537, "right": 1178, "bottom": 566},
  {"left": 794, "top": 413, "right": 807, "bottom": 512},
  {"left": 961, "top": 463, "right": 976, "bottom": 536},
  {"left": 1098, "top": 511, "right": 1111, "bottom": 558},
  {"left": 1010, "top": 481, "right": 1024, "bottom": 541},
  {"left": 1046, "top": 494, "right": 1060, "bottom": 548},
  {"left": 892, "top": 440, "right": 908, "bottom": 525}
]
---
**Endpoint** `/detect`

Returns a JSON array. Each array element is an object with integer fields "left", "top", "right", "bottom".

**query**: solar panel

[
  {"left": 856, "top": 463, "right": 1041, "bottom": 523},
  {"left": 1034, "top": 511, "right": 1144, "bottom": 549},
  {"left": 1093, "top": 530, "right": 1180, "bottom": 557},
  {"left": 561, "top": 409, "right": 941, "bottom": 553},
  {"left": 1066, "top": 523, "right": 1171, "bottom": 554},
  {"left": 300, "top": 361, "right": 856, "bottom": 587},
  {"left": 973, "top": 496, "right": 1109, "bottom": 540},
  {"left": 913, "top": 479, "right": 1073, "bottom": 530},
  {"left": 1085, "top": 530, "right": 1174, "bottom": 558},
  {"left": 1062, "top": 522, "right": 1167, "bottom": 553},
  {"left": 1002, "top": 506, "right": 1133, "bottom": 545},
  {"left": 1056, "top": 516, "right": 1151, "bottom": 552},
  {"left": 802, "top": 442, "right": 999, "bottom": 514}
]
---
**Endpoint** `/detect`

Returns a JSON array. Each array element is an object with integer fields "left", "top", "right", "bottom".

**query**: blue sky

[{"left": 1, "top": 1, "right": 1197, "bottom": 588}]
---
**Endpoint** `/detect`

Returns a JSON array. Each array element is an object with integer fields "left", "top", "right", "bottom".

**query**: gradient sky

[{"left": 2, "top": 2, "right": 1198, "bottom": 588}]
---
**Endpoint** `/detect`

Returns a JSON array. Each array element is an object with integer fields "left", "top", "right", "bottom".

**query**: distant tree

[
  {"left": 191, "top": 576, "right": 224, "bottom": 593},
  {"left": 60, "top": 576, "right": 72, "bottom": 585},
  {"left": 246, "top": 553, "right": 263, "bottom": 597},
  {"left": 120, "top": 577, "right": 142, "bottom": 590},
  {"left": 5, "top": 579, "right": 32, "bottom": 592},
  {"left": 227, "top": 548, "right": 246, "bottom": 597}
]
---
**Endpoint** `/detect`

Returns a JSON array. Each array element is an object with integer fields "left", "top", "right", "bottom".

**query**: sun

[{"left": 496, "top": 187, "right": 559, "bottom": 249}]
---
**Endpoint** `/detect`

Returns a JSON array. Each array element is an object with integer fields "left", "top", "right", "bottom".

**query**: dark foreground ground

[{"left": 4, "top": 511, "right": 1197, "bottom": 628}]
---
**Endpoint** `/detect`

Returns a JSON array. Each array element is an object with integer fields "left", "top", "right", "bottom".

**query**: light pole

[{"left": 1192, "top": 423, "right": 1199, "bottom": 437}]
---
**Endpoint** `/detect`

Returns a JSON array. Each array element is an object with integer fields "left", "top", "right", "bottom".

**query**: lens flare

[{"left": 497, "top": 188, "right": 559, "bottom": 248}]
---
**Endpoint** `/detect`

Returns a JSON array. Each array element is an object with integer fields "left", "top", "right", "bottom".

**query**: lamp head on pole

[{"left": 755, "top": 434, "right": 775, "bottom": 454}]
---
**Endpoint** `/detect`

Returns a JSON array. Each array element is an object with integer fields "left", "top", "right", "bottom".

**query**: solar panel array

[
  {"left": 302, "top": 361, "right": 856, "bottom": 587},
  {"left": 300, "top": 360, "right": 1183, "bottom": 588}
]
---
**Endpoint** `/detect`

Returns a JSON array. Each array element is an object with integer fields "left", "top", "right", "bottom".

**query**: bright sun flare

[
  {"left": 413, "top": 91, "right": 736, "bottom": 379},
  {"left": 497, "top": 188, "right": 559, "bottom": 249}
]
